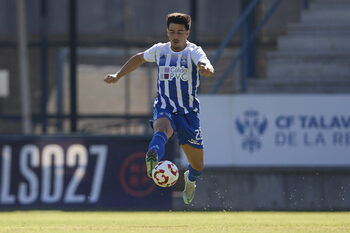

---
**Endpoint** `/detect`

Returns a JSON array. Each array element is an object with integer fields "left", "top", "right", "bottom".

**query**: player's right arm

[{"left": 104, "top": 52, "right": 146, "bottom": 84}]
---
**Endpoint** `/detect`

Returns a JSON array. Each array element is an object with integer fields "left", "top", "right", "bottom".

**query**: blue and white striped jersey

[{"left": 144, "top": 41, "right": 210, "bottom": 114}]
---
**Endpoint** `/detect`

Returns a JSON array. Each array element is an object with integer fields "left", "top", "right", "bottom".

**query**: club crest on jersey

[
  {"left": 181, "top": 55, "right": 187, "bottom": 66},
  {"left": 159, "top": 66, "right": 189, "bottom": 81}
]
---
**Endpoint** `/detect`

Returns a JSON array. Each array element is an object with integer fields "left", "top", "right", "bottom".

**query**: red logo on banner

[{"left": 120, "top": 152, "right": 157, "bottom": 197}]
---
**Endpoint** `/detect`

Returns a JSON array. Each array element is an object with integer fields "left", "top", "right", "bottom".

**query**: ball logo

[
  {"left": 235, "top": 110, "right": 268, "bottom": 153},
  {"left": 153, "top": 169, "right": 169, "bottom": 186},
  {"left": 168, "top": 163, "right": 178, "bottom": 176}
]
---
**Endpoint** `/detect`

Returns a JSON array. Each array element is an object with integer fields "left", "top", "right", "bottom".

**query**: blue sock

[
  {"left": 148, "top": 131, "right": 168, "bottom": 160},
  {"left": 188, "top": 165, "right": 201, "bottom": 182}
]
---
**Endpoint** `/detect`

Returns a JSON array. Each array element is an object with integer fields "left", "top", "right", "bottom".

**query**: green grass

[{"left": 0, "top": 211, "right": 349, "bottom": 233}]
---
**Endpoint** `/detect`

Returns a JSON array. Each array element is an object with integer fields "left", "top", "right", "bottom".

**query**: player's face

[{"left": 167, "top": 23, "right": 190, "bottom": 52}]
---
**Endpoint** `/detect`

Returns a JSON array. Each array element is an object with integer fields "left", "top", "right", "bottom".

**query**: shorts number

[{"left": 195, "top": 129, "right": 202, "bottom": 141}]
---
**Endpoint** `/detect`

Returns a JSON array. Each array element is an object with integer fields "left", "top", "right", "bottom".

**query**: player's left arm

[
  {"left": 192, "top": 46, "right": 215, "bottom": 77},
  {"left": 198, "top": 60, "right": 214, "bottom": 78}
]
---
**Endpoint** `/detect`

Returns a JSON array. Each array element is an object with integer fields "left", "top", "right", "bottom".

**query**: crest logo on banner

[{"left": 235, "top": 110, "right": 268, "bottom": 153}]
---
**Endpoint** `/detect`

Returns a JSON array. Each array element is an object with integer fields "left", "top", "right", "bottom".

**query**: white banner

[{"left": 181, "top": 94, "right": 350, "bottom": 167}]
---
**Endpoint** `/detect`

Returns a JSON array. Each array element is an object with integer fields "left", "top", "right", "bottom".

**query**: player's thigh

[
  {"left": 181, "top": 144, "right": 204, "bottom": 171},
  {"left": 153, "top": 117, "right": 174, "bottom": 138},
  {"left": 175, "top": 112, "right": 203, "bottom": 148}
]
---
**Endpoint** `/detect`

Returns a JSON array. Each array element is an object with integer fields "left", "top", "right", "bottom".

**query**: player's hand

[
  {"left": 199, "top": 63, "right": 214, "bottom": 77},
  {"left": 104, "top": 73, "right": 120, "bottom": 84}
]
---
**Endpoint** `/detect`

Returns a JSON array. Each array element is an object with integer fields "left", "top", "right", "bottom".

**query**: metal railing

[
  {"left": 210, "top": 0, "right": 259, "bottom": 65},
  {"left": 0, "top": 47, "right": 155, "bottom": 135},
  {"left": 209, "top": 0, "right": 283, "bottom": 94}
]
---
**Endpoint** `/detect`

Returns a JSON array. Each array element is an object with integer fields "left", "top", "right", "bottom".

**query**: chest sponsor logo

[{"left": 159, "top": 66, "right": 189, "bottom": 81}]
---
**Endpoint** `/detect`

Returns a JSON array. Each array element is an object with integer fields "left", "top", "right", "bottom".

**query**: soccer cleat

[
  {"left": 183, "top": 170, "right": 196, "bottom": 204},
  {"left": 145, "top": 148, "right": 158, "bottom": 178}
]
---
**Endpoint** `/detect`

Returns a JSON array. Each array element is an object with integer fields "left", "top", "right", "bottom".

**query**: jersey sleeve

[
  {"left": 191, "top": 46, "right": 210, "bottom": 65},
  {"left": 143, "top": 43, "right": 161, "bottom": 62}
]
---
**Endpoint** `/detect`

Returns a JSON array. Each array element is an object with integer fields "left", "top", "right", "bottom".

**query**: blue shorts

[{"left": 151, "top": 108, "right": 204, "bottom": 149}]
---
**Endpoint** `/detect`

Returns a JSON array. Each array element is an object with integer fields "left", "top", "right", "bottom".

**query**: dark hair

[{"left": 166, "top": 12, "right": 191, "bottom": 31}]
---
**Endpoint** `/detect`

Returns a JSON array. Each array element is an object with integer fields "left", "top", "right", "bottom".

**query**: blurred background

[{"left": 0, "top": 0, "right": 349, "bottom": 211}]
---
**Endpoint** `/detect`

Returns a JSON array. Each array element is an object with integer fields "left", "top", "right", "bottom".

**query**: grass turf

[{"left": 0, "top": 211, "right": 349, "bottom": 233}]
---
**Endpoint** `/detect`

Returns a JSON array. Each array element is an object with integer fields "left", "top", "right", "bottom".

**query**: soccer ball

[{"left": 152, "top": 160, "right": 179, "bottom": 187}]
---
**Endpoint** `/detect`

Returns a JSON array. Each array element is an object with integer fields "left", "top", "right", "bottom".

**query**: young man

[{"left": 104, "top": 12, "right": 214, "bottom": 204}]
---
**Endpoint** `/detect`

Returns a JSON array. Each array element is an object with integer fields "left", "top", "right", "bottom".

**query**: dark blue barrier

[{"left": 0, "top": 135, "right": 176, "bottom": 210}]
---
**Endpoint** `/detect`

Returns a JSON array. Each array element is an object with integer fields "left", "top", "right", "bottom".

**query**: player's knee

[
  {"left": 164, "top": 127, "right": 173, "bottom": 138},
  {"left": 155, "top": 127, "right": 172, "bottom": 139},
  {"left": 154, "top": 120, "right": 173, "bottom": 138}
]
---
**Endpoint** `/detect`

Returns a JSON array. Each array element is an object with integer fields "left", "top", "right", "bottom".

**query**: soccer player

[{"left": 104, "top": 12, "right": 214, "bottom": 204}]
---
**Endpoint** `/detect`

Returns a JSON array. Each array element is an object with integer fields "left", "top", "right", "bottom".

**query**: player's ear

[{"left": 185, "top": 29, "right": 190, "bottom": 38}]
